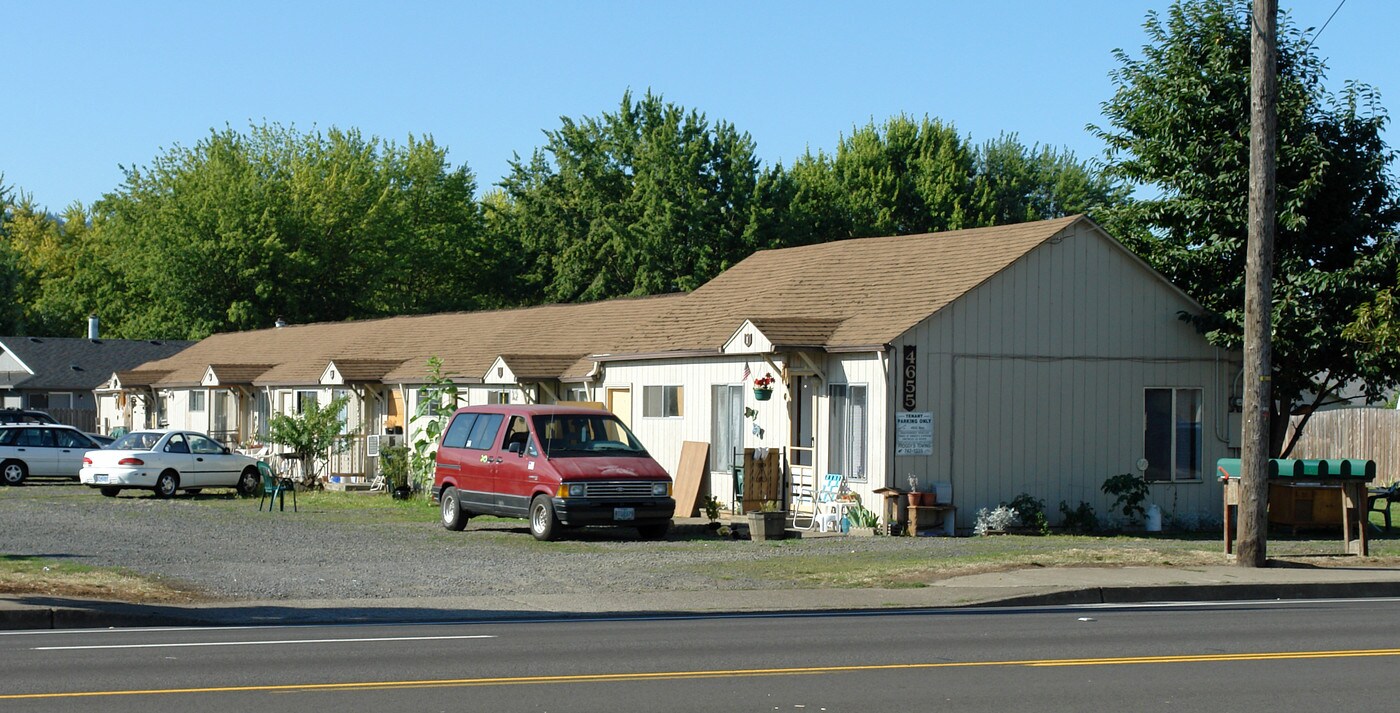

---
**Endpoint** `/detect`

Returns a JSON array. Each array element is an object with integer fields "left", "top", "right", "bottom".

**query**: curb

[{"left": 7, "top": 580, "right": 1400, "bottom": 630}]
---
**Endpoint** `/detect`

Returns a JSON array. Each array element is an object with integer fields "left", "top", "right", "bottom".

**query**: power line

[{"left": 1303, "top": 0, "right": 1348, "bottom": 52}]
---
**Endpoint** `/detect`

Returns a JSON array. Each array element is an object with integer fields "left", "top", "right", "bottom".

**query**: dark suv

[{"left": 0, "top": 409, "right": 59, "bottom": 425}]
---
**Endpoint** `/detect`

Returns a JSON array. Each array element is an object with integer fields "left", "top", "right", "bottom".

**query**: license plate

[
  {"left": 613, "top": 507, "right": 635, "bottom": 521},
  {"left": 93, "top": 474, "right": 108, "bottom": 483}
]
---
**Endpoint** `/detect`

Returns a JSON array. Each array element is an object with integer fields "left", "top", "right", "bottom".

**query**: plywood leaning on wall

[{"left": 673, "top": 441, "right": 710, "bottom": 517}]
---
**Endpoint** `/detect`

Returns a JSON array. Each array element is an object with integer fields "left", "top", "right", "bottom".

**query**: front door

[
  {"left": 788, "top": 376, "right": 817, "bottom": 513},
  {"left": 607, "top": 388, "right": 632, "bottom": 427}
]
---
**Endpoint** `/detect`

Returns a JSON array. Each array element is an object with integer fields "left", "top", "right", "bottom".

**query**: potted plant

[
  {"left": 380, "top": 443, "right": 412, "bottom": 499},
  {"left": 701, "top": 494, "right": 723, "bottom": 532},
  {"left": 752, "top": 372, "right": 776, "bottom": 401},
  {"left": 845, "top": 504, "right": 881, "bottom": 536},
  {"left": 747, "top": 500, "right": 787, "bottom": 540}
]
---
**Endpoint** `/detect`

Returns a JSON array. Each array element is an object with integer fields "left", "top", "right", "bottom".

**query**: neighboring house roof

[
  {"left": 0, "top": 337, "right": 195, "bottom": 391},
  {"left": 116, "top": 215, "right": 1201, "bottom": 389},
  {"left": 131, "top": 293, "right": 686, "bottom": 388}
]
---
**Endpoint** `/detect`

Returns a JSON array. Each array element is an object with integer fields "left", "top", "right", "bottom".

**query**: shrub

[
  {"left": 1006, "top": 492, "right": 1049, "bottom": 535},
  {"left": 974, "top": 506, "right": 1020, "bottom": 536},
  {"left": 1059, "top": 500, "right": 1098, "bottom": 533},
  {"left": 1101, "top": 473, "right": 1150, "bottom": 524}
]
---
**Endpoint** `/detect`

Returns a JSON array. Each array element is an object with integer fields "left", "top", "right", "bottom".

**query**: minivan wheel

[
  {"left": 153, "top": 471, "right": 179, "bottom": 499},
  {"left": 1, "top": 460, "right": 25, "bottom": 486},
  {"left": 529, "top": 495, "right": 558, "bottom": 541},
  {"left": 440, "top": 486, "right": 468, "bottom": 531}
]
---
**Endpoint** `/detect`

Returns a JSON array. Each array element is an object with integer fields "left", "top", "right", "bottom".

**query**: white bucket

[{"left": 1145, "top": 504, "right": 1162, "bottom": 532}]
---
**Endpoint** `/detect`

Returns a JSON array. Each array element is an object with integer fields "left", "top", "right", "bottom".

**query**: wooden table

[
  {"left": 1221, "top": 476, "right": 1370, "bottom": 556},
  {"left": 907, "top": 505, "right": 957, "bottom": 536}
]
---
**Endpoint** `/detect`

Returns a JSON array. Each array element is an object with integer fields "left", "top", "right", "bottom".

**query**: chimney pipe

[
  {"left": 88, "top": 314, "right": 100, "bottom": 340},
  {"left": 275, "top": 316, "right": 287, "bottom": 329}
]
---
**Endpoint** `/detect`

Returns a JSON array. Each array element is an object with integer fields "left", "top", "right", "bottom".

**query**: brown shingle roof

[
  {"left": 125, "top": 217, "right": 1088, "bottom": 386},
  {"left": 113, "top": 369, "right": 172, "bottom": 388},
  {"left": 204, "top": 363, "right": 275, "bottom": 386},
  {"left": 327, "top": 359, "right": 409, "bottom": 382},
  {"left": 134, "top": 293, "right": 686, "bottom": 388},
  {"left": 745, "top": 318, "right": 846, "bottom": 349},
  {"left": 617, "top": 216, "right": 1083, "bottom": 353},
  {"left": 495, "top": 354, "right": 590, "bottom": 381}
]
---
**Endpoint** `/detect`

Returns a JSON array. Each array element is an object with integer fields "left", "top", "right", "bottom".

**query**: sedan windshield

[
  {"left": 532, "top": 413, "right": 648, "bottom": 458},
  {"left": 110, "top": 431, "right": 163, "bottom": 451}
]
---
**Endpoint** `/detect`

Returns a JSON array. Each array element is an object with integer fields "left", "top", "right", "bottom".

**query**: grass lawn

[{"left": 5, "top": 485, "right": 1398, "bottom": 601}]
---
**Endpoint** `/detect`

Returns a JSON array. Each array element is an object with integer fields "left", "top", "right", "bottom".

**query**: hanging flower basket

[{"left": 752, "top": 372, "right": 776, "bottom": 401}]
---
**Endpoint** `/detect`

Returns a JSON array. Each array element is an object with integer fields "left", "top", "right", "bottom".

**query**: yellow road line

[{"left": 5, "top": 648, "right": 1400, "bottom": 700}]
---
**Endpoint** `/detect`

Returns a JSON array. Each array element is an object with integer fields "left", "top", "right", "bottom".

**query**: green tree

[
  {"left": 409, "top": 356, "right": 458, "bottom": 496},
  {"left": 0, "top": 180, "right": 25, "bottom": 333},
  {"left": 265, "top": 394, "right": 352, "bottom": 487},
  {"left": 498, "top": 90, "right": 763, "bottom": 302},
  {"left": 777, "top": 117, "right": 1123, "bottom": 247},
  {"left": 92, "top": 123, "right": 500, "bottom": 339},
  {"left": 1092, "top": 0, "right": 1400, "bottom": 455}
]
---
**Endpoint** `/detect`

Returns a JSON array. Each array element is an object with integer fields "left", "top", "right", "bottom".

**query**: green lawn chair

[{"left": 257, "top": 460, "right": 296, "bottom": 512}]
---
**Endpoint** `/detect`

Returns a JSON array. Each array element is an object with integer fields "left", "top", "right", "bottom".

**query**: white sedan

[{"left": 80, "top": 430, "right": 261, "bottom": 498}]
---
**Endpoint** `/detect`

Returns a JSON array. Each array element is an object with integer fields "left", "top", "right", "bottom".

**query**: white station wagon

[{"left": 79, "top": 430, "right": 261, "bottom": 498}]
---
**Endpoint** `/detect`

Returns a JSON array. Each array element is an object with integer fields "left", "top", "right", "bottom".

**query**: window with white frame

[
  {"left": 642, "top": 385, "right": 683, "bottom": 418},
  {"left": 1143, "top": 387, "right": 1202, "bottom": 482},
  {"left": 710, "top": 384, "right": 744, "bottom": 472},
  {"left": 563, "top": 386, "right": 588, "bottom": 402},
  {"left": 255, "top": 390, "right": 270, "bottom": 438},
  {"left": 334, "top": 389, "right": 350, "bottom": 434},
  {"left": 190, "top": 390, "right": 206, "bottom": 412},
  {"left": 828, "top": 384, "right": 868, "bottom": 483},
  {"left": 484, "top": 389, "right": 511, "bottom": 405},
  {"left": 296, "top": 390, "right": 319, "bottom": 414}
]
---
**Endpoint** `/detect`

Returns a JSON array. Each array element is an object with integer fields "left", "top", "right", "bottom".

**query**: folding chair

[
  {"left": 812, "top": 473, "right": 850, "bottom": 532},
  {"left": 257, "top": 460, "right": 297, "bottom": 512}
]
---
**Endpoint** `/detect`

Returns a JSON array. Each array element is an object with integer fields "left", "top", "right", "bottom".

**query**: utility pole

[{"left": 1238, "top": 0, "right": 1277, "bottom": 567}]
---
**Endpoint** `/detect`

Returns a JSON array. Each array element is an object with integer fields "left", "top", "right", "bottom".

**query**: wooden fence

[
  {"left": 49, "top": 408, "right": 97, "bottom": 433},
  {"left": 1288, "top": 408, "right": 1400, "bottom": 485}
]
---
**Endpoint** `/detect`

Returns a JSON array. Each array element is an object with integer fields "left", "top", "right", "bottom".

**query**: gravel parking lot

[{"left": 0, "top": 481, "right": 959, "bottom": 601}]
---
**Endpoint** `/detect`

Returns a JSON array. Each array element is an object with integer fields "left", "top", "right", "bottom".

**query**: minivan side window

[
  {"left": 442, "top": 413, "right": 478, "bottom": 449},
  {"left": 463, "top": 414, "right": 504, "bottom": 450}
]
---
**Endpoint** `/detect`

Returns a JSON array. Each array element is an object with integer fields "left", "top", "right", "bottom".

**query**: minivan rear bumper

[{"left": 554, "top": 497, "right": 675, "bottom": 526}]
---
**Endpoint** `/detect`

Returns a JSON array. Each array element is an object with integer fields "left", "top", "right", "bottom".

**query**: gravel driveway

[{"left": 0, "top": 482, "right": 960, "bottom": 601}]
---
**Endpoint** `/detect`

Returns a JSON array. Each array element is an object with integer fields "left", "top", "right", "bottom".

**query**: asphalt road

[{"left": 3, "top": 598, "right": 1399, "bottom": 712}]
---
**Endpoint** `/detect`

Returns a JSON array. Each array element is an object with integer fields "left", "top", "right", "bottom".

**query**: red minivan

[{"left": 431, "top": 404, "right": 675, "bottom": 540}]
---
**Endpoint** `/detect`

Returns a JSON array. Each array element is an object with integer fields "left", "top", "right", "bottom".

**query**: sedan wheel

[
  {"left": 236, "top": 468, "right": 259, "bottom": 496},
  {"left": 153, "top": 471, "right": 179, "bottom": 499},
  {"left": 99, "top": 487, "right": 120, "bottom": 497},
  {"left": 1, "top": 460, "right": 26, "bottom": 486}
]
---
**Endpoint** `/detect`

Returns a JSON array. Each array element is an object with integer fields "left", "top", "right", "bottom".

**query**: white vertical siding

[
  {"left": 601, "top": 352, "right": 889, "bottom": 511},
  {"left": 893, "top": 222, "right": 1240, "bottom": 528}
]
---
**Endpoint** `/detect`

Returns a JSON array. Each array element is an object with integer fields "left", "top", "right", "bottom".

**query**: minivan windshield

[{"left": 532, "top": 413, "right": 648, "bottom": 458}]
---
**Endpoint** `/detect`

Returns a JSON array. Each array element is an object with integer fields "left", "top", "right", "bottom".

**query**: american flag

[{"left": 742, "top": 363, "right": 751, "bottom": 382}]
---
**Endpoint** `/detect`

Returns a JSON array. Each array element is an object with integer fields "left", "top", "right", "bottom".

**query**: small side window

[
  {"left": 442, "top": 413, "right": 478, "bottom": 449},
  {"left": 464, "top": 414, "right": 504, "bottom": 450},
  {"left": 0, "top": 429, "right": 16, "bottom": 446}
]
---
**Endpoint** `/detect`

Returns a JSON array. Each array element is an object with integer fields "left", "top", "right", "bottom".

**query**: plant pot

[
  {"left": 847, "top": 526, "right": 878, "bottom": 537},
  {"left": 753, "top": 388, "right": 773, "bottom": 401},
  {"left": 391, "top": 486, "right": 412, "bottom": 500},
  {"left": 747, "top": 510, "right": 787, "bottom": 540}
]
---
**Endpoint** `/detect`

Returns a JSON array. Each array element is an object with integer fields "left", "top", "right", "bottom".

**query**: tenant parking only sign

[
  {"left": 895, "top": 412, "right": 933, "bottom": 456},
  {"left": 902, "top": 345, "right": 917, "bottom": 410}
]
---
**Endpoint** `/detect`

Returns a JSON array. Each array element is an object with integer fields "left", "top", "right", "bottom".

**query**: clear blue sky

[{"left": 3, "top": 1, "right": 1394, "bottom": 210}]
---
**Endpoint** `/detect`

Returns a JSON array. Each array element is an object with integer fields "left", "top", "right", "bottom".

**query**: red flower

[{"left": 753, "top": 373, "right": 775, "bottom": 389}]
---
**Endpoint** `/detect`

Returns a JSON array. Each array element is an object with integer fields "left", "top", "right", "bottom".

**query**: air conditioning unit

[{"left": 367, "top": 433, "right": 402, "bottom": 457}]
